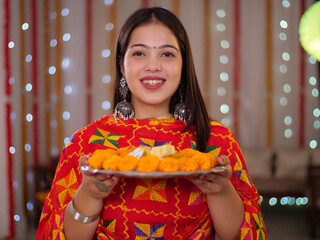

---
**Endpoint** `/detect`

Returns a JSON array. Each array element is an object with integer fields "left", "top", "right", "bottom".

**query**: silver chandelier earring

[
  {"left": 114, "top": 77, "right": 134, "bottom": 121},
  {"left": 174, "top": 84, "right": 190, "bottom": 122}
]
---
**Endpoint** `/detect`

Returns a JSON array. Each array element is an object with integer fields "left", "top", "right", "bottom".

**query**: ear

[
  {"left": 120, "top": 65, "right": 125, "bottom": 78},
  {"left": 119, "top": 57, "right": 125, "bottom": 77}
]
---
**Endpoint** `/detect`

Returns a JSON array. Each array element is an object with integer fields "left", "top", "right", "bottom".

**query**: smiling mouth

[{"left": 141, "top": 79, "right": 165, "bottom": 85}]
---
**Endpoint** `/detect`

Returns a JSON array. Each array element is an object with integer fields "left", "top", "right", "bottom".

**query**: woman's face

[{"left": 122, "top": 22, "right": 182, "bottom": 117}]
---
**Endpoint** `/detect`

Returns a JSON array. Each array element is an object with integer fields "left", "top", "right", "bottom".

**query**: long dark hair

[{"left": 113, "top": 7, "right": 210, "bottom": 152}]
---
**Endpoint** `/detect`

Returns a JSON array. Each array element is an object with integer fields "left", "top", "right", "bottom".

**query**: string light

[
  {"left": 280, "top": 64, "right": 287, "bottom": 73},
  {"left": 102, "top": 49, "right": 111, "bottom": 58},
  {"left": 50, "top": 94, "right": 57, "bottom": 102},
  {"left": 8, "top": 41, "right": 14, "bottom": 48},
  {"left": 220, "top": 40, "right": 230, "bottom": 49},
  {"left": 312, "top": 88, "right": 319, "bottom": 97},
  {"left": 62, "top": 111, "right": 71, "bottom": 120},
  {"left": 284, "top": 116, "right": 292, "bottom": 125},
  {"left": 105, "top": 23, "right": 114, "bottom": 31},
  {"left": 9, "top": 146, "right": 15, "bottom": 154},
  {"left": 221, "top": 118, "right": 231, "bottom": 126},
  {"left": 22, "top": 23, "right": 29, "bottom": 30},
  {"left": 25, "top": 54, "right": 32, "bottom": 62},
  {"left": 104, "top": 0, "right": 114, "bottom": 5},
  {"left": 10, "top": 112, "right": 16, "bottom": 121},
  {"left": 220, "top": 104, "right": 229, "bottom": 114},
  {"left": 51, "top": 148, "right": 59, "bottom": 156},
  {"left": 102, "top": 74, "right": 111, "bottom": 84},
  {"left": 216, "top": 9, "right": 226, "bottom": 18},
  {"left": 284, "top": 129, "right": 292, "bottom": 138},
  {"left": 283, "top": 84, "right": 291, "bottom": 93},
  {"left": 14, "top": 215, "right": 21, "bottom": 222},
  {"left": 280, "top": 97, "right": 288, "bottom": 106},
  {"left": 61, "top": 8, "right": 69, "bottom": 16},
  {"left": 282, "top": 0, "right": 290, "bottom": 8},
  {"left": 280, "top": 20, "right": 288, "bottom": 29},
  {"left": 50, "top": 39, "right": 57, "bottom": 47},
  {"left": 309, "top": 56, "right": 316, "bottom": 64},
  {"left": 63, "top": 33, "right": 71, "bottom": 41},
  {"left": 219, "top": 55, "right": 228, "bottom": 64},
  {"left": 26, "top": 202, "right": 33, "bottom": 211},
  {"left": 49, "top": 66, "right": 56, "bottom": 75},
  {"left": 26, "top": 113, "right": 33, "bottom": 122},
  {"left": 216, "top": 23, "right": 226, "bottom": 32},
  {"left": 7, "top": 78, "right": 14, "bottom": 87},
  {"left": 217, "top": 87, "right": 226, "bottom": 96},
  {"left": 50, "top": 12, "right": 57, "bottom": 20},
  {"left": 25, "top": 83, "right": 32, "bottom": 92},
  {"left": 314, "top": 120, "right": 320, "bottom": 129},
  {"left": 309, "top": 76, "right": 317, "bottom": 85},
  {"left": 50, "top": 120, "right": 57, "bottom": 128},
  {"left": 282, "top": 52, "right": 290, "bottom": 61},
  {"left": 64, "top": 137, "right": 70, "bottom": 145},
  {"left": 61, "top": 58, "right": 70, "bottom": 69},
  {"left": 279, "top": 32, "right": 287, "bottom": 41},
  {"left": 24, "top": 144, "right": 31, "bottom": 152},
  {"left": 64, "top": 85, "right": 72, "bottom": 94},
  {"left": 269, "top": 197, "right": 277, "bottom": 206},
  {"left": 310, "top": 140, "right": 317, "bottom": 149},
  {"left": 102, "top": 101, "right": 111, "bottom": 110},
  {"left": 12, "top": 181, "right": 18, "bottom": 189},
  {"left": 219, "top": 72, "right": 229, "bottom": 81}
]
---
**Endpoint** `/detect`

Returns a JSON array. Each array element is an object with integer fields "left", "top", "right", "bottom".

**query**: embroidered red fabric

[{"left": 36, "top": 115, "right": 266, "bottom": 239}]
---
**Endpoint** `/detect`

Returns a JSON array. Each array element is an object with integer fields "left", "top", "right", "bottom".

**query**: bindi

[{"left": 153, "top": 46, "right": 156, "bottom": 49}]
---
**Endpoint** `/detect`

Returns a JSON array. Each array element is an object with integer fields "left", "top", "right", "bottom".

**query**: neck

[{"left": 133, "top": 104, "right": 171, "bottom": 119}]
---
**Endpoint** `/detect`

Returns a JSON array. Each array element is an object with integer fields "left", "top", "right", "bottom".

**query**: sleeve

[
  {"left": 36, "top": 135, "right": 82, "bottom": 240},
  {"left": 208, "top": 122, "right": 267, "bottom": 240}
]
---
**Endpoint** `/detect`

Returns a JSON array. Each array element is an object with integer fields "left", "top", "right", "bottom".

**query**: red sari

[{"left": 36, "top": 115, "right": 267, "bottom": 239}]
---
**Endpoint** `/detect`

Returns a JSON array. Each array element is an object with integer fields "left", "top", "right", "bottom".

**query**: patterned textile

[{"left": 36, "top": 115, "right": 267, "bottom": 239}]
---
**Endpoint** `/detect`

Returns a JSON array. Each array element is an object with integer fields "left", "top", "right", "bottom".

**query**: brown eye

[
  {"left": 132, "top": 51, "right": 144, "bottom": 56},
  {"left": 162, "top": 52, "right": 174, "bottom": 57}
]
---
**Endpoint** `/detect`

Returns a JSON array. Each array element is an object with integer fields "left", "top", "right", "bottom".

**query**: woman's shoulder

[
  {"left": 71, "top": 115, "right": 115, "bottom": 139},
  {"left": 209, "top": 119, "right": 233, "bottom": 136}
]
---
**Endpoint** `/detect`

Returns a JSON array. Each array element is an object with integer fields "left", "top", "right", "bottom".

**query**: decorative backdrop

[{"left": 0, "top": 0, "right": 319, "bottom": 238}]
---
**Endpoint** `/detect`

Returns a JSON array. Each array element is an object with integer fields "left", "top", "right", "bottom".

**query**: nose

[{"left": 144, "top": 56, "right": 161, "bottom": 72}]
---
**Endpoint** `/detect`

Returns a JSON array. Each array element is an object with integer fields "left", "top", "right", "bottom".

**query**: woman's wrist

[
  {"left": 72, "top": 189, "right": 104, "bottom": 218},
  {"left": 68, "top": 197, "right": 100, "bottom": 223}
]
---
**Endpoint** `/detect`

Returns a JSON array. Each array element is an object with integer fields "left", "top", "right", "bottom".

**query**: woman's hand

[
  {"left": 188, "top": 155, "right": 232, "bottom": 195},
  {"left": 79, "top": 155, "right": 119, "bottom": 199}
]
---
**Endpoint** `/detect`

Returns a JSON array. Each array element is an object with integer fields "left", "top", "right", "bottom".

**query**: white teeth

[{"left": 142, "top": 80, "right": 164, "bottom": 85}]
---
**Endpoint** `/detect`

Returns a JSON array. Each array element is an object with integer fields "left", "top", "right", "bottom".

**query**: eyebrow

[{"left": 129, "top": 43, "right": 180, "bottom": 52}]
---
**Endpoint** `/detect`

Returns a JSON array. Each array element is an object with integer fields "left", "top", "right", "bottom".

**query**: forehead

[{"left": 128, "top": 22, "right": 179, "bottom": 47}]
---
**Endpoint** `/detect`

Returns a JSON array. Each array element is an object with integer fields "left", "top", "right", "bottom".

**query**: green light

[{"left": 299, "top": 2, "right": 320, "bottom": 61}]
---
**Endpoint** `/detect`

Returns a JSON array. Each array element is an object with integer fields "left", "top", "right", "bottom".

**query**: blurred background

[{"left": 0, "top": 0, "right": 319, "bottom": 239}]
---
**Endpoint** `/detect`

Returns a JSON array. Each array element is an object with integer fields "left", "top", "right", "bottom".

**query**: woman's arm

[
  {"left": 63, "top": 155, "right": 119, "bottom": 240},
  {"left": 207, "top": 181, "right": 244, "bottom": 239},
  {"left": 190, "top": 155, "right": 244, "bottom": 240},
  {"left": 64, "top": 189, "right": 103, "bottom": 240}
]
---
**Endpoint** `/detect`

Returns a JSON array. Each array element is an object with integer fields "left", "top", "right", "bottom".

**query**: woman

[{"left": 37, "top": 7, "right": 266, "bottom": 240}]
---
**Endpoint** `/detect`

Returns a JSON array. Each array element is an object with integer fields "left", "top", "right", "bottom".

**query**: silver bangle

[{"left": 68, "top": 197, "right": 100, "bottom": 223}]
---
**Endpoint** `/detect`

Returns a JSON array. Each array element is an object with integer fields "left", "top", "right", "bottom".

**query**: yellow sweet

[
  {"left": 150, "top": 144, "right": 175, "bottom": 158},
  {"left": 102, "top": 155, "right": 121, "bottom": 171},
  {"left": 118, "top": 155, "right": 139, "bottom": 171},
  {"left": 137, "top": 155, "right": 160, "bottom": 172},
  {"left": 159, "top": 157, "right": 180, "bottom": 172},
  {"left": 88, "top": 149, "right": 116, "bottom": 169},
  {"left": 179, "top": 157, "right": 199, "bottom": 172}
]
